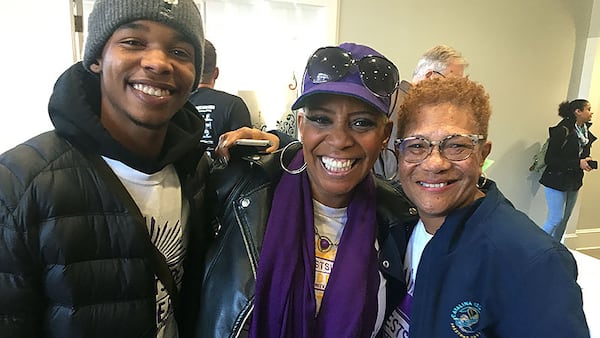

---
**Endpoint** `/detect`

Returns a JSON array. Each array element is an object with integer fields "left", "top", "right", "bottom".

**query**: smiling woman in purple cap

[{"left": 191, "top": 43, "right": 419, "bottom": 338}]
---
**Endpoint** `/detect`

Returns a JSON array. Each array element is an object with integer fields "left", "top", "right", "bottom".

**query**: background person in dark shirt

[{"left": 188, "top": 39, "right": 252, "bottom": 156}]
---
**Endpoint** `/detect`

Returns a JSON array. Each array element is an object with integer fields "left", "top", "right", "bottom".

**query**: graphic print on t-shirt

[
  {"left": 102, "top": 158, "right": 188, "bottom": 338},
  {"left": 147, "top": 215, "right": 186, "bottom": 333},
  {"left": 314, "top": 242, "right": 337, "bottom": 312},
  {"left": 312, "top": 200, "right": 346, "bottom": 313},
  {"left": 381, "top": 276, "right": 412, "bottom": 338},
  {"left": 194, "top": 104, "right": 216, "bottom": 147},
  {"left": 312, "top": 199, "right": 387, "bottom": 338},
  {"left": 382, "top": 220, "right": 431, "bottom": 338}
]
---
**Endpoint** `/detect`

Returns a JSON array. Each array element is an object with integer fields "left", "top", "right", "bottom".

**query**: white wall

[
  {"left": 0, "top": 1, "right": 74, "bottom": 153},
  {"left": 578, "top": 0, "right": 600, "bottom": 234},
  {"left": 337, "top": 0, "right": 595, "bottom": 233},
  {"left": 577, "top": 36, "right": 600, "bottom": 239}
]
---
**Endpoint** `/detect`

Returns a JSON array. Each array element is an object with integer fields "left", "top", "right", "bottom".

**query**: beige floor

[{"left": 571, "top": 250, "right": 599, "bottom": 337}]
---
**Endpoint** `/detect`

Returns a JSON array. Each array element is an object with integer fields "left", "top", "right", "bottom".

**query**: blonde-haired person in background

[{"left": 411, "top": 44, "right": 468, "bottom": 82}]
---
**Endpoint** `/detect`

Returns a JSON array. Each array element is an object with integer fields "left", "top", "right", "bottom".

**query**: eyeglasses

[
  {"left": 305, "top": 46, "right": 400, "bottom": 98},
  {"left": 431, "top": 70, "right": 446, "bottom": 78},
  {"left": 395, "top": 134, "right": 485, "bottom": 163}
]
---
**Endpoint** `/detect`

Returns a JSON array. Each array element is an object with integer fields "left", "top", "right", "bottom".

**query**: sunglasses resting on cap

[{"left": 292, "top": 43, "right": 400, "bottom": 116}]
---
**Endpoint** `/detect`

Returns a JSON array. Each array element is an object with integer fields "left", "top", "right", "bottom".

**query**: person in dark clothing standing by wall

[
  {"left": 188, "top": 39, "right": 252, "bottom": 156},
  {"left": 540, "top": 99, "right": 596, "bottom": 241}
]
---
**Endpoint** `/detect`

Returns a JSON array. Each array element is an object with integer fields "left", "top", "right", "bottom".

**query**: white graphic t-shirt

[
  {"left": 104, "top": 158, "right": 189, "bottom": 338},
  {"left": 381, "top": 219, "right": 432, "bottom": 338},
  {"left": 312, "top": 200, "right": 386, "bottom": 338}
]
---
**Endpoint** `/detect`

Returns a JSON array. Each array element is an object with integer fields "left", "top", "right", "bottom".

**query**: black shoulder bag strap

[{"left": 86, "top": 154, "right": 180, "bottom": 313}]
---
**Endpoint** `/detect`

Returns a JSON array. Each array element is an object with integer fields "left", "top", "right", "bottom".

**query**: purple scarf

[{"left": 249, "top": 151, "right": 380, "bottom": 338}]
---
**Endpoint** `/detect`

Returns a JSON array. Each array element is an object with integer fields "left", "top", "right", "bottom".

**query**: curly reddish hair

[{"left": 398, "top": 77, "right": 491, "bottom": 138}]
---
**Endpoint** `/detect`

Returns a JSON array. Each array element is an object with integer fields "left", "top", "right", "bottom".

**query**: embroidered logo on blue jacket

[{"left": 450, "top": 301, "right": 482, "bottom": 337}]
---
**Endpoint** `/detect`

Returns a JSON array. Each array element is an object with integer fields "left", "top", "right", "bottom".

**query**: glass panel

[
  {"left": 78, "top": 0, "right": 338, "bottom": 131},
  {"left": 199, "top": 0, "right": 332, "bottom": 129}
]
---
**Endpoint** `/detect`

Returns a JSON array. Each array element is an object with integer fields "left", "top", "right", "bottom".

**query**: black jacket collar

[{"left": 48, "top": 62, "right": 206, "bottom": 174}]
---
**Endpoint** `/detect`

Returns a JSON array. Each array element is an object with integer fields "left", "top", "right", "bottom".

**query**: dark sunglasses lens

[
  {"left": 306, "top": 47, "right": 351, "bottom": 83},
  {"left": 358, "top": 57, "right": 399, "bottom": 97}
]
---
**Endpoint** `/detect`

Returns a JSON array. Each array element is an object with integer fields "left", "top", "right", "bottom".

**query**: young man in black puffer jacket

[{"left": 0, "top": 1, "right": 212, "bottom": 337}]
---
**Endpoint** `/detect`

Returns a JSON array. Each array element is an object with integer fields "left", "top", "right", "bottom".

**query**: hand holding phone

[
  {"left": 234, "top": 139, "right": 271, "bottom": 148},
  {"left": 588, "top": 160, "right": 598, "bottom": 170},
  {"left": 214, "top": 127, "right": 279, "bottom": 166},
  {"left": 230, "top": 139, "right": 272, "bottom": 157}
]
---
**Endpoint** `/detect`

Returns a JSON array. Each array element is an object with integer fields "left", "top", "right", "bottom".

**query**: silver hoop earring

[
  {"left": 476, "top": 171, "right": 488, "bottom": 189},
  {"left": 280, "top": 141, "right": 307, "bottom": 175}
]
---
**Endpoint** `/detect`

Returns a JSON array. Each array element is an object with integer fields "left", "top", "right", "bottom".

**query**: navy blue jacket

[{"left": 409, "top": 180, "right": 589, "bottom": 338}]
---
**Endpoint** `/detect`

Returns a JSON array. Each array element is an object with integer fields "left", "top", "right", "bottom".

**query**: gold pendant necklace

[{"left": 314, "top": 226, "right": 339, "bottom": 253}]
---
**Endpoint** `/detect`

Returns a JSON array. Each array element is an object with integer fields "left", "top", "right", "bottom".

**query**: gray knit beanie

[{"left": 83, "top": 0, "right": 204, "bottom": 88}]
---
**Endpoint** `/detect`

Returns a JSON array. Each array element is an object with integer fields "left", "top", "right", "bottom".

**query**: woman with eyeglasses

[
  {"left": 384, "top": 76, "right": 589, "bottom": 337},
  {"left": 190, "top": 42, "right": 418, "bottom": 338}
]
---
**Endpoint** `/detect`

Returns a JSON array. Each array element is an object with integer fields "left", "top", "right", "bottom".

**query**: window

[{"left": 73, "top": 0, "right": 338, "bottom": 131}]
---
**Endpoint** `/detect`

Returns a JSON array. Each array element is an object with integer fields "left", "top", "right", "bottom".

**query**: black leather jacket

[{"left": 192, "top": 145, "right": 418, "bottom": 338}]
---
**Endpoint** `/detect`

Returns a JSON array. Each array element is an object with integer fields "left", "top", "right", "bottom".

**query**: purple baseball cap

[{"left": 291, "top": 42, "right": 396, "bottom": 116}]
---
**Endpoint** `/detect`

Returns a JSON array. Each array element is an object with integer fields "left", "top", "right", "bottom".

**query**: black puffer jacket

[
  {"left": 0, "top": 63, "right": 210, "bottom": 337},
  {"left": 193, "top": 144, "right": 419, "bottom": 338}
]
